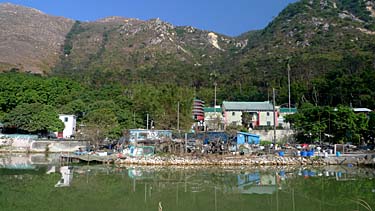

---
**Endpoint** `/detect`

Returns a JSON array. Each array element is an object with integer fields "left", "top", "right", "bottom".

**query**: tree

[
  {"left": 4, "top": 103, "right": 64, "bottom": 133},
  {"left": 366, "top": 112, "right": 375, "bottom": 145},
  {"left": 285, "top": 103, "right": 329, "bottom": 143},
  {"left": 79, "top": 108, "right": 121, "bottom": 147},
  {"left": 331, "top": 106, "right": 361, "bottom": 144},
  {"left": 287, "top": 104, "right": 370, "bottom": 144}
]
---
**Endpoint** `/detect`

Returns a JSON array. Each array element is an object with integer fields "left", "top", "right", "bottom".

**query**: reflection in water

[
  {"left": 0, "top": 153, "right": 60, "bottom": 169},
  {"left": 237, "top": 173, "right": 277, "bottom": 194},
  {"left": 46, "top": 166, "right": 56, "bottom": 174},
  {"left": 55, "top": 166, "right": 73, "bottom": 187},
  {"left": 125, "top": 165, "right": 375, "bottom": 194},
  {"left": 121, "top": 165, "right": 375, "bottom": 211},
  {"left": 0, "top": 153, "right": 374, "bottom": 211}
]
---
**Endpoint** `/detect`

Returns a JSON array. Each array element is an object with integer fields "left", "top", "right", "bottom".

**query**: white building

[
  {"left": 204, "top": 106, "right": 224, "bottom": 131},
  {"left": 58, "top": 114, "right": 76, "bottom": 139},
  {"left": 222, "top": 101, "right": 277, "bottom": 129}
]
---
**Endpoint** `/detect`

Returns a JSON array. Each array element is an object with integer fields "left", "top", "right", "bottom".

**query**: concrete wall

[
  {"left": 250, "top": 129, "right": 295, "bottom": 143},
  {"left": 30, "top": 141, "right": 88, "bottom": 152},
  {"left": 0, "top": 137, "right": 88, "bottom": 152}
]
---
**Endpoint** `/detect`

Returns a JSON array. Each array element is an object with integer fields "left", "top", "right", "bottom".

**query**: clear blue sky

[{"left": 1, "top": 0, "right": 298, "bottom": 36}]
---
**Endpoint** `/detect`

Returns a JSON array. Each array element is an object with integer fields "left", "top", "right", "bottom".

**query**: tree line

[
  {"left": 0, "top": 72, "right": 194, "bottom": 142},
  {"left": 285, "top": 103, "right": 375, "bottom": 145}
]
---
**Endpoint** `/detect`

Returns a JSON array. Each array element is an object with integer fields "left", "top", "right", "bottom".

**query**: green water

[{"left": 0, "top": 155, "right": 374, "bottom": 211}]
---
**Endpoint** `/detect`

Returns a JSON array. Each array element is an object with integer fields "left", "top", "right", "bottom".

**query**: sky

[{"left": 1, "top": 0, "right": 298, "bottom": 36}]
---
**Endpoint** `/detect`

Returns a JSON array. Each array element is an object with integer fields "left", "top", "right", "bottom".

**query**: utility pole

[
  {"left": 214, "top": 82, "right": 217, "bottom": 113},
  {"left": 273, "top": 88, "right": 276, "bottom": 146},
  {"left": 133, "top": 112, "right": 136, "bottom": 127},
  {"left": 287, "top": 59, "right": 291, "bottom": 112},
  {"left": 177, "top": 101, "right": 180, "bottom": 131},
  {"left": 146, "top": 113, "right": 149, "bottom": 130}
]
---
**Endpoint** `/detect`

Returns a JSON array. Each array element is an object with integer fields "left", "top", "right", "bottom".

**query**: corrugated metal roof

[{"left": 222, "top": 101, "right": 273, "bottom": 111}]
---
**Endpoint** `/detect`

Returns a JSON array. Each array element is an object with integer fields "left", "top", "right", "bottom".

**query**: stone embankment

[
  {"left": 115, "top": 155, "right": 327, "bottom": 166},
  {"left": 116, "top": 153, "right": 375, "bottom": 167}
]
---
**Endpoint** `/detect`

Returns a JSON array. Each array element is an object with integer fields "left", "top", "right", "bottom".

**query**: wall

[
  {"left": 259, "top": 111, "right": 277, "bottom": 126},
  {"left": 30, "top": 141, "right": 88, "bottom": 152},
  {"left": 0, "top": 137, "right": 87, "bottom": 152},
  {"left": 250, "top": 129, "right": 295, "bottom": 143},
  {"left": 224, "top": 111, "right": 242, "bottom": 126}
]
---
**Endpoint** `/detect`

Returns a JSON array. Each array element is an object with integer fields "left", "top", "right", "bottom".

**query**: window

[
  {"left": 267, "top": 112, "right": 270, "bottom": 116},
  {"left": 64, "top": 117, "right": 68, "bottom": 122},
  {"left": 232, "top": 112, "right": 235, "bottom": 116}
]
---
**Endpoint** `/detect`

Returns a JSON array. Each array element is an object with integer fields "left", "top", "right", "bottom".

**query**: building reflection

[
  {"left": 122, "top": 165, "right": 375, "bottom": 197},
  {"left": 237, "top": 172, "right": 277, "bottom": 194},
  {"left": 55, "top": 166, "right": 73, "bottom": 187}
]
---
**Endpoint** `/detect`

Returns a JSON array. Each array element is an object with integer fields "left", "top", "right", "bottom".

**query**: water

[{"left": 0, "top": 153, "right": 374, "bottom": 211}]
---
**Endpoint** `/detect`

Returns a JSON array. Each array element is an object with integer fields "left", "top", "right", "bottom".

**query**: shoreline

[
  {"left": 115, "top": 153, "right": 375, "bottom": 167},
  {"left": 1, "top": 151, "right": 374, "bottom": 167}
]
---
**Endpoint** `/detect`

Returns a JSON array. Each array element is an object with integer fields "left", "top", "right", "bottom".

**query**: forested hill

[
  {"left": 0, "top": 1, "right": 375, "bottom": 109},
  {"left": 234, "top": 0, "right": 375, "bottom": 108}
]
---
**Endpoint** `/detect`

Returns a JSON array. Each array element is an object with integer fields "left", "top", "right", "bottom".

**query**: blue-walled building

[{"left": 236, "top": 132, "right": 260, "bottom": 145}]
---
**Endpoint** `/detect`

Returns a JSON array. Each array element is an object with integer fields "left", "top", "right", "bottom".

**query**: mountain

[
  {"left": 238, "top": 0, "right": 375, "bottom": 76},
  {"left": 53, "top": 17, "right": 246, "bottom": 86},
  {"left": 231, "top": 0, "right": 375, "bottom": 106},
  {"left": 0, "top": 3, "right": 246, "bottom": 79},
  {"left": 0, "top": 1, "right": 375, "bottom": 107},
  {"left": 0, "top": 3, "right": 74, "bottom": 74}
]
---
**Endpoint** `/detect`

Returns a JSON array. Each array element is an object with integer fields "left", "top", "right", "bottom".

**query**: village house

[
  {"left": 203, "top": 106, "right": 224, "bottom": 131},
  {"left": 222, "top": 101, "right": 277, "bottom": 129},
  {"left": 57, "top": 114, "right": 76, "bottom": 139}
]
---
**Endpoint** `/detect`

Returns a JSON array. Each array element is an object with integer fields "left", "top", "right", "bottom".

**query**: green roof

[
  {"left": 222, "top": 101, "right": 273, "bottom": 111},
  {"left": 204, "top": 107, "right": 222, "bottom": 112},
  {"left": 279, "top": 108, "right": 297, "bottom": 113}
]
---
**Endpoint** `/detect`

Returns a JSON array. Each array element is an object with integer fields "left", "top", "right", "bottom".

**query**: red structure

[{"left": 192, "top": 99, "right": 205, "bottom": 121}]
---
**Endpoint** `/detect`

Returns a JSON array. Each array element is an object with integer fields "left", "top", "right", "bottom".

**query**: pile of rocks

[{"left": 115, "top": 155, "right": 326, "bottom": 166}]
